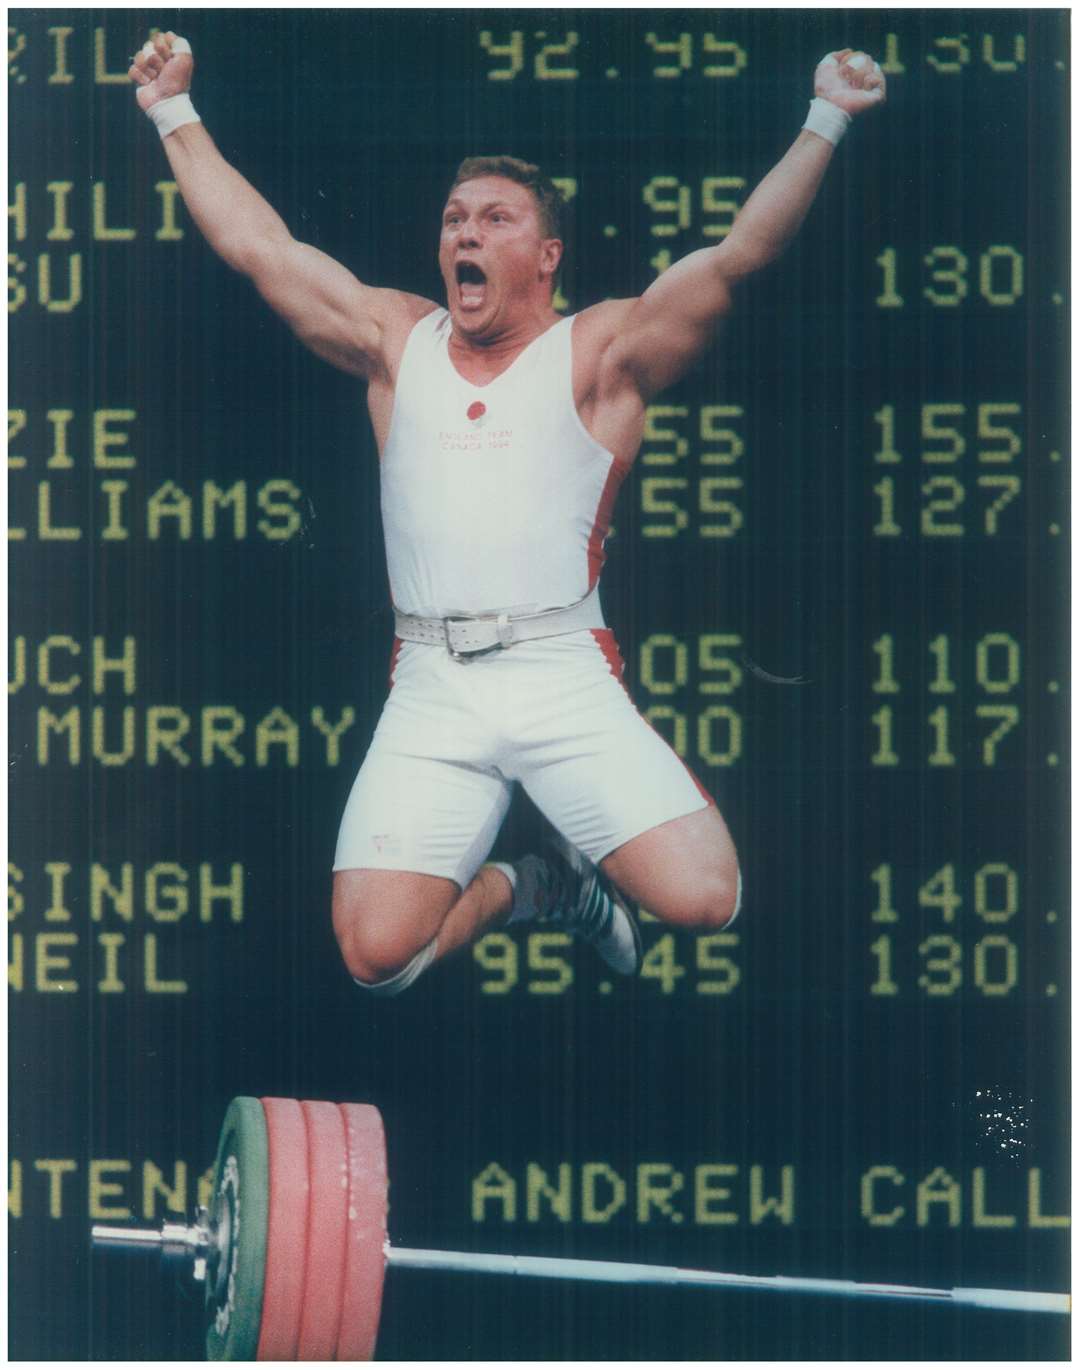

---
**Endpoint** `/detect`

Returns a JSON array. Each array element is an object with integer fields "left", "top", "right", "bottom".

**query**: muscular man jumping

[{"left": 130, "top": 35, "right": 885, "bottom": 994}]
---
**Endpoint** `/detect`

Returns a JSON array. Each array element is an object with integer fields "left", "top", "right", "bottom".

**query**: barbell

[{"left": 91, "top": 1096, "right": 1070, "bottom": 1360}]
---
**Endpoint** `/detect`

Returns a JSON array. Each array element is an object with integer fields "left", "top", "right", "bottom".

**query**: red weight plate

[
  {"left": 335, "top": 1103, "right": 389, "bottom": 1360},
  {"left": 297, "top": 1101, "right": 349, "bottom": 1361},
  {"left": 257, "top": 1098, "right": 310, "bottom": 1360}
]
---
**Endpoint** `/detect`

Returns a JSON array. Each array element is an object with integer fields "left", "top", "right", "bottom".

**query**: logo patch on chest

[{"left": 439, "top": 409, "right": 513, "bottom": 452}]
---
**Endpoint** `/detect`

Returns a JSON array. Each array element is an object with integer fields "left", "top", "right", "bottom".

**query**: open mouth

[{"left": 456, "top": 261, "right": 488, "bottom": 308}]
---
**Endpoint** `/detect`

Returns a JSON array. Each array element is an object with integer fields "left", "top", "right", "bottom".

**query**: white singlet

[
  {"left": 334, "top": 309, "right": 712, "bottom": 886},
  {"left": 381, "top": 309, "right": 621, "bottom": 616}
]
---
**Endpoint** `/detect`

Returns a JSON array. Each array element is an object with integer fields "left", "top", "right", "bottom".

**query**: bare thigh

[{"left": 601, "top": 804, "right": 740, "bottom": 929}]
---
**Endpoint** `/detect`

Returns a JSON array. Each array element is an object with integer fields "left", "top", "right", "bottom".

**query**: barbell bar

[{"left": 90, "top": 1097, "right": 1070, "bottom": 1360}]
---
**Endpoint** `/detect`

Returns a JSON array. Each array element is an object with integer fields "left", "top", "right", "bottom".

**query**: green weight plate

[{"left": 205, "top": 1097, "right": 270, "bottom": 1362}]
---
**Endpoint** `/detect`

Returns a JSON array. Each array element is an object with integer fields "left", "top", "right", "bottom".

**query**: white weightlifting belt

[{"left": 394, "top": 584, "right": 603, "bottom": 660}]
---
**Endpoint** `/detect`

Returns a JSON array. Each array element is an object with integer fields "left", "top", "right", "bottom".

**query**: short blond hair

[{"left": 449, "top": 155, "right": 564, "bottom": 239}]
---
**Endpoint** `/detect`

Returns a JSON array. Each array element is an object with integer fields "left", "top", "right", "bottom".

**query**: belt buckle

[
  {"left": 443, "top": 615, "right": 486, "bottom": 663},
  {"left": 442, "top": 616, "right": 468, "bottom": 662},
  {"left": 442, "top": 614, "right": 508, "bottom": 663}
]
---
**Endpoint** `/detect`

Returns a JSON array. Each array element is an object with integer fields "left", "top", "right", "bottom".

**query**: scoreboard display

[{"left": 8, "top": 9, "right": 1069, "bottom": 1360}]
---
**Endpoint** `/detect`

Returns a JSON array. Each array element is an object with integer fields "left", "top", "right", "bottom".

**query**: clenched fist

[
  {"left": 129, "top": 31, "right": 193, "bottom": 112},
  {"left": 814, "top": 50, "right": 886, "bottom": 116}
]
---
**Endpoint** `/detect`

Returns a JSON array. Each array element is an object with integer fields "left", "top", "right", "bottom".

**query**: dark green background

[{"left": 8, "top": 9, "right": 1069, "bottom": 1360}]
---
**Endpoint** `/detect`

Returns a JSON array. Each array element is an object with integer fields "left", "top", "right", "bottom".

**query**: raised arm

[
  {"left": 609, "top": 50, "right": 886, "bottom": 399},
  {"left": 129, "top": 32, "right": 429, "bottom": 379}
]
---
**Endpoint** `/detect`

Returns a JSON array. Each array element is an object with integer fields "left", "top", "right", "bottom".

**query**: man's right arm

[{"left": 130, "top": 32, "right": 428, "bottom": 380}]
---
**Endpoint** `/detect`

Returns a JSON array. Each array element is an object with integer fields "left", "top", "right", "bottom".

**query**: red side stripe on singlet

[
  {"left": 388, "top": 636, "right": 403, "bottom": 688},
  {"left": 587, "top": 461, "right": 628, "bottom": 590},
  {"left": 591, "top": 628, "right": 631, "bottom": 696},
  {"left": 592, "top": 629, "right": 714, "bottom": 805}
]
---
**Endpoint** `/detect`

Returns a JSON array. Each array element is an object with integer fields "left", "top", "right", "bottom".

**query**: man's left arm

[{"left": 610, "top": 50, "right": 886, "bottom": 399}]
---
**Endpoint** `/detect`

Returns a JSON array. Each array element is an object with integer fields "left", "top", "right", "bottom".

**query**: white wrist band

[
  {"left": 803, "top": 96, "right": 851, "bottom": 147},
  {"left": 147, "top": 92, "right": 201, "bottom": 140}
]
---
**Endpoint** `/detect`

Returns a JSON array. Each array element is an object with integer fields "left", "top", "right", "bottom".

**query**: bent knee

[
  {"left": 654, "top": 865, "right": 742, "bottom": 931},
  {"left": 335, "top": 922, "right": 431, "bottom": 989},
  {"left": 332, "top": 868, "right": 455, "bottom": 985},
  {"left": 338, "top": 934, "right": 412, "bottom": 987},
  {"left": 332, "top": 907, "right": 418, "bottom": 985},
  {"left": 348, "top": 940, "right": 437, "bottom": 995}
]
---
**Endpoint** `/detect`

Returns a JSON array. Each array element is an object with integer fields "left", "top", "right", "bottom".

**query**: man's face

[{"left": 438, "top": 176, "right": 561, "bottom": 339}]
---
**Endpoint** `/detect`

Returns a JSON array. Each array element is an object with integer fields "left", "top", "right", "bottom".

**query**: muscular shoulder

[
  {"left": 571, "top": 299, "right": 648, "bottom": 464},
  {"left": 364, "top": 292, "right": 441, "bottom": 450},
  {"left": 370, "top": 290, "right": 440, "bottom": 382},
  {"left": 572, "top": 297, "right": 637, "bottom": 355},
  {"left": 571, "top": 298, "right": 637, "bottom": 397}
]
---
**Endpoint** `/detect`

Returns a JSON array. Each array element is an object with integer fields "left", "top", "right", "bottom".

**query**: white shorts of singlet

[{"left": 333, "top": 629, "right": 713, "bottom": 889}]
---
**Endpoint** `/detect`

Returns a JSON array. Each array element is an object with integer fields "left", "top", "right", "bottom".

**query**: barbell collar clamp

[{"left": 92, "top": 1208, "right": 214, "bottom": 1279}]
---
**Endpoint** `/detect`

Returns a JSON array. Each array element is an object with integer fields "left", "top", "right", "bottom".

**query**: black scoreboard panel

[{"left": 8, "top": 9, "right": 1069, "bottom": 1360}]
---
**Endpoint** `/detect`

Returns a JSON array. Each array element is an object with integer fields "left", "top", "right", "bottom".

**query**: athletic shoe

[{"left": 513, "top": 836, "right": 643, "bottom": 976}]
